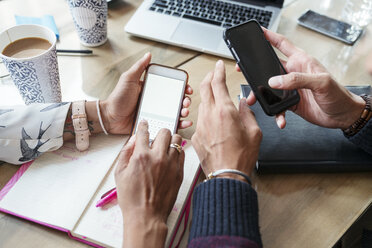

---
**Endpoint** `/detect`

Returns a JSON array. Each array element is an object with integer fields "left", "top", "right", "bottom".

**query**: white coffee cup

[
  {"left": 67, "top": 0, "right": 108, "bottom": 47},
  {"left": 0, "top": 24, "right": 61, "bottom": 105}
]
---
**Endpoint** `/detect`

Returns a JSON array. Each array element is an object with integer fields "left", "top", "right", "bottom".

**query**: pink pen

[{"left": 96, "top": 188, "right": 117, "bottom": 208}]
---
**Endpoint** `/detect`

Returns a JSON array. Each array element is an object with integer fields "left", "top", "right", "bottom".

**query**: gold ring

[{"left": 170, "top": 143, "right": 182, "bottom": 153}]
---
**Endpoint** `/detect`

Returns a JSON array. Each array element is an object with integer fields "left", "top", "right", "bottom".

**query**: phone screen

[
  {"left": 298, "top": 10, "right": 362, "bottom": 44},
  {"left": 224, "top": 21, "right": 298, "bottom": 115},
  {"left": 134, "top": 72, "right": 185, "bottom": 140}
]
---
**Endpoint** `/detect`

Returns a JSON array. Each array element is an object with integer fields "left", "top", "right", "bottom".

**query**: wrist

[
  {"left": 123, "top": 213, "right": 168, "bottom": 248},
  {"left": 99, "top": 100, "right": 111, "bottom": 133},
  {"left": 215, "top": 174, "right": 250, "bottom": 183},
  {"left": 85, "top": 100, "right": 110, "bottom": 134},
  {"left": 340, "top": 95, "right": 366, "bottom": 130},
  {"left": 210, "top": 158, "right": 254, "bottom": 178}
]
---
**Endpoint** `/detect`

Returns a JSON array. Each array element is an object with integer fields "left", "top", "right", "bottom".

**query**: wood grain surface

[{"left": 0, "top": 0, "right": 371, "bottom": 247}]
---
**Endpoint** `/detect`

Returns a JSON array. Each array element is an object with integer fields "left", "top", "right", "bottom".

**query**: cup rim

[{"left": 0, "top": 24, "right": 57, "bottom": 61}]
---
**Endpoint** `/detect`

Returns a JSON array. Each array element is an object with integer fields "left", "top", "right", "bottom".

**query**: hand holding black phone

[{"left": 223, "top": 20, "right": 300, "bottom": 116}]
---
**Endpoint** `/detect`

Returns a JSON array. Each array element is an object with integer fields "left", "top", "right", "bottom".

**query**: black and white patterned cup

[
  {"left": 67, "top": 0, "right": 108, "bottom": 47},
  {"left": 0, "top": 24, "right": 61, "bottom": 105}
]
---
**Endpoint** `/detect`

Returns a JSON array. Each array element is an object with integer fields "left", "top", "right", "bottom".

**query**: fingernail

[
  {"left": 216, "top": 60, "right": 223, "bottom": 66},
  {"left": 140, "top": 119, "right": 148, "bottom": 125},
  {"left": 181, "top": 140, "right": 187, "bottom": 147},
  {"left": 268, "top": 76, "right": 282, "bottom": 88},
  {"left": 143, "top": 52, "right": 150, "bottom": 58}
]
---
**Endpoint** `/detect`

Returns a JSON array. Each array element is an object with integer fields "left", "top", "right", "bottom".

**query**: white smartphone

[
  {"left": 298, "top": 10, "right": 363, "bottom": 45},
  {"left": 132, "top": 63, "right": 188, "bottom": 141}
]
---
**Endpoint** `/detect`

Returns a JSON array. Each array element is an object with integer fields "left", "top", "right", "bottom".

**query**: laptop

[{"left": 125, "top": 0, "right": 284, "bottom": 58}]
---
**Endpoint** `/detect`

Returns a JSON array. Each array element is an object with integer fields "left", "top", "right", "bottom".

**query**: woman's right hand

[
  {"left": 115, "top": 121, "right": 185, "bottom": 248},
  {"left": 239, "top": 28, "right": 365, "bottom": 130}
]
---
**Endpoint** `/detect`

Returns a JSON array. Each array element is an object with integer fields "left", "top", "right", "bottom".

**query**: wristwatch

[{"left": 72, "top": 101, "right": 90, "bottom": 151}]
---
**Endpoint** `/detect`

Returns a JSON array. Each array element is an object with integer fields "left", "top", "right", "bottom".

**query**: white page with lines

[
  {"left": 0, "top": 134, "right": 128, "bottom": 231},
  {"left": 73, "top": 142, "right": 200, "bottom": 248}
]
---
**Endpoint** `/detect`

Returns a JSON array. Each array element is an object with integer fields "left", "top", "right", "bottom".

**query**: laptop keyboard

[{"left": 149, "top": 0, "right": 273, "bottom": 28}]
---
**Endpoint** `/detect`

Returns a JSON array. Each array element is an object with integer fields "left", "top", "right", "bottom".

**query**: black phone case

[{"left": 223, "top": 20, "right": 300, "bottom": 116}]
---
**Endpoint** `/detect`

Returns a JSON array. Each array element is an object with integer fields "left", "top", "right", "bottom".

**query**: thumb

[
  {"left": 239, "top": 98, "right": 259, "bottom": 129},
  {"left": 269, "top": 72, "right": 331, "bottom": 91},
  {"left": 116, "top": 135, "right": 136, "bottom": 171},
  {"left": 124, "top": 52, "right": 152, "bottom": 81}
]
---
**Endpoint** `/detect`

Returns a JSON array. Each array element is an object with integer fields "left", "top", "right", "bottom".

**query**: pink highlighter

[
  {"left": 96, "top": 140, "right": 187, "bottom": 208},
  {"left": 96, "top": 188, "right": 117, "bottom": 208}
]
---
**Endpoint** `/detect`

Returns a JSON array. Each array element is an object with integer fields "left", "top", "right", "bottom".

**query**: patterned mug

[
  {"left": 67, "top": 0, "right": 108, "bottom": 47},
  {"left": 0, "top": 24, "right": 61, "bottom": 105}
]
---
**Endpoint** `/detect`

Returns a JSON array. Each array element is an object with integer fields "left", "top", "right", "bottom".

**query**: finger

[
  {"left": 262, "top": 28, "right": 300, "bottom": 57},
  {"left": 136, "top": 120, "right": 150, "bottom": 149},
  {"left": 239, "top": 98, "right": 260, "bottom": 128},
  {"left": 279, "top": 58, "right": 287, "bottom": 68},
  {"left": 268, "top": 72, "right": 330, "bottom": 91},
  {"left": 178, "top": 120, "right": 193, "bottom": 129},
  {"left": 246, "top": 90, "right": 257, "bottom": 106},
  {"left": 211, "top": 60, "right": 230, "bottom": 102},
  {"left": 168, "top": 134, "right": 182, "bottom": 159},
  {"left": 185, "top": 84, "right": 193, "bottom": 95},
  {"left": 235, "top": 63, "right": 241, "bottom": 72},
  {"left": 124, "top": 52, "right": 152, "bottom": 81},
  {"left": 152, "top": 128, "right": 172, "bottom": 154},
  {"left": 182, "top": 96, "right": 191, "bottom": 108},
  {"left": 200, "top": 71, "right": 214, "bottom": 104},
  {"left": 275, "top": 112, "right": 286, "bottom": 129},
  {"left": 180, "top": 108, "right": 189, "bottom": 117},
  {"left": 177, "top": 148, "right": 185, "bottom": 183},
  {"left": 116, "top": 135, "right": 136, "bottom": 173}
]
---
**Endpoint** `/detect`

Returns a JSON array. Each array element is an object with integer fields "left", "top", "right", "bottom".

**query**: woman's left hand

[{"left": 100, "top": 52, "right": 193, "bottom": 134}]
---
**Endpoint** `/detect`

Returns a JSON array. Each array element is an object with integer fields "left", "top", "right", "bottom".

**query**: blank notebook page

[
  {"left": 0, "top": 134, "right": 128, "bottom": 231},
  {"left": 73, "top": 142, "right": 200, "bottom": 248}
]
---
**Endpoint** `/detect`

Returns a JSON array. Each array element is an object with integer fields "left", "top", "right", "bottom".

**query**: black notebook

[{"left": 240, "top": 85, "right": 372, "bottom": 173}]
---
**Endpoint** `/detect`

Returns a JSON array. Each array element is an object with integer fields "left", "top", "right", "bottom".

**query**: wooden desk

[{"left": 0, "top": 0, "right": 371, "bottom": 247}]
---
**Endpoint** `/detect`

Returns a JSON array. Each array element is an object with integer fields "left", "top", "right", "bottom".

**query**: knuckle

[
  {"left": 159, "top": 128, "right": 171, "bottom": 137},
  {"left": 318, "top": 73, "right": 333, "bottom": 91},
  {"left": 139, "top": 127, "right": 149, "bottom": 135},
  {"left": 245, "top": 107, "right": 256, "bottom": 117},
  {"left": 135, "top": 152, "right": 150, "bottom": 163},
  {"left": 304, "top": 55, "right": 315, "bottom": 64},
  {"left": 288, "top": 72, "right": 300, "bottom": 84},
  {"left": 250, "top": 126, "right": 263, "bottom": 142},
  {"left": 173, "top": 133, "right": 182, "bottom": 141},
  {"left": 120, "top": 72, "right": 129, "bottom": 80},
  {"left": 217, "top": 105, "right": 234, "bottom": 118},
  {"left": 155, "top": 155, "right": 167, "bottom": 166}
]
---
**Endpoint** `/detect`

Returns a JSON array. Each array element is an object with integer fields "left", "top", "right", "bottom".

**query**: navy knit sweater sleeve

[
  {"left": 188, "top": 178, "right": 262, "bottom": 248},
  {"left": 347, "top": 118, "right": 372, "bottom": 155}
]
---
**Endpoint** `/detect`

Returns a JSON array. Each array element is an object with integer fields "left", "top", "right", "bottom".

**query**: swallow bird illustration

[{"left": 19, "top": 122, "right": 51, "bottom": 162}]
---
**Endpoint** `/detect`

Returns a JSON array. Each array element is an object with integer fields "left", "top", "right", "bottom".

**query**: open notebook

[{"left": 0, "top": 134, "right": 201, "bottom": 247}]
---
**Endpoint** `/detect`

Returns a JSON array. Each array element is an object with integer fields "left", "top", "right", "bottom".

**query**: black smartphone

[
  {"left": 223, "top": 20, "right": 300, "bottom": 116},
  {"left": 298, "top": 10, "right": 363, "bottom": 45}
]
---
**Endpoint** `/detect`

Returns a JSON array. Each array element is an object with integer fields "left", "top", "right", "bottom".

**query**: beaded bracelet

[
  {"left": 206, "top": 169, "right": 252, "bottom": 185},
  {"left": 343, "top": 94, "right": 372, "bottom": 137}
]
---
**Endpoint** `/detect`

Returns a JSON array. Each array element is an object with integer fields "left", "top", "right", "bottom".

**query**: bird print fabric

[{"left": 0, "top": 102, "right": 71, "bottom": 164}]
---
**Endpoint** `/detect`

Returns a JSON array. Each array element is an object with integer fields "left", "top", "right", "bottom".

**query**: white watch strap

[{"left": 72, "top": 101, "right": 90, "bottom": 151}]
